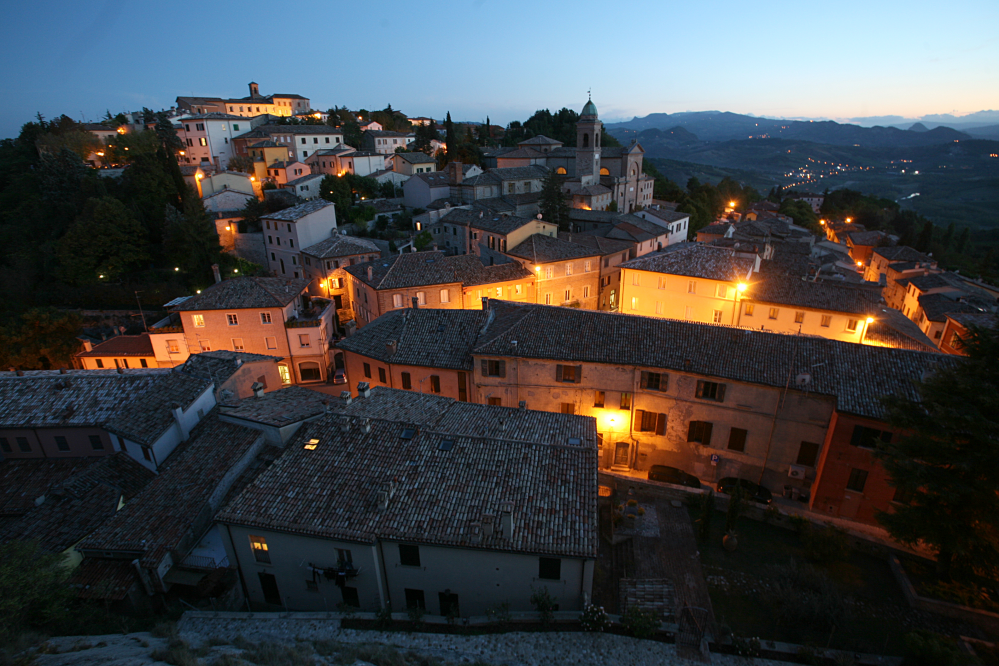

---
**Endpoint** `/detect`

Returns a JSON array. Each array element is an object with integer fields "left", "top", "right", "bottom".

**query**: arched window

[
  {"left": 556, "top": 167, "right": 566, "bottom": 175},
  {"left": 631, "top": 167, "right": 637, "bottom": 177},
  {"left": 298, "top": 362, "right": 321, "bottom": 382},
  {"left": 600, "top": 167, "right": 610, "bottom": 176},
  {"left": 582, "top": 133, "right": 589, "bottom": 148}
]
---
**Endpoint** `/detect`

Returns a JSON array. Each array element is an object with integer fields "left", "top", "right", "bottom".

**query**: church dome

[{"left": 581, "top": 98, "right": 598, "bottom": 118}]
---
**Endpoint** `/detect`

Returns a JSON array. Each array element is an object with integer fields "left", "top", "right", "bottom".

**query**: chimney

[
  {"left": 366, "top": 266, "right": 373, "bottom": 281},
  {"left": 518, "top": 400, "right": 526, "bottom": 410},
  {"left": 117, "top": 367, "right": 125, "bottom": 374},
  {"left": 235, "top": 358, "right": 243, "bottom": 367},
  {"left": 386, "top": 340, "right": 398, "bottom": 356},
  {"left": 481, "top": 296, "right": 489, "bottom": 310},
  {"left": 171, "top": 402, "right": 190, "bottom": 441},
  {"left": 59, "top": 368, "right": 67, "bottom": 374},
  {"left": 340, "top": 390, "right": 353, "bottom": 406},
  {"left": 469, "top": 522, "right": 482, "bottom": 544},
  {"left": 499, "top": 502, "right": 514, "bottom": 538},
  {"left": 376, "top": 479, "right": 396, "bottom": 510},
  {"left": 432, "top": 243, "right": 438, "bottom": 251},
  {"left": 361, "top": 418, "right": 372, "bottom": 433},
  {"left": 251, "top": 381, "right": 265, "bottom": 398},
  {"left": 82, "top": 340, "right": 92, "bottom": 352},
  {"left": 212, "top": 264, "right": 221, "bottom": 284},
  {"left": 411, "top": 296, "right": 419, "bottom": 309},
  {"left": 15, "top": 370, "right": 24, "bottom": 377},
  {"left": 481, "top": 513, "right": 495, "bottom": 537},
  {"left": 357, "top": 381, "right": 371, "bottom": 398}
]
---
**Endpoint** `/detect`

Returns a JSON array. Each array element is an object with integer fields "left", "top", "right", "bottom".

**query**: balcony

[{"left": 286, "top": 298, "right": 333, "bottom": 328}]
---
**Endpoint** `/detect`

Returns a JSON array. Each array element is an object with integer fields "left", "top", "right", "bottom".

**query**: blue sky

[{"left": 1, "top": 0, "right": 997, "bottom": 139}]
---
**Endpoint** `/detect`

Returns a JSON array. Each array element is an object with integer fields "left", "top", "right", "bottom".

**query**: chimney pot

[
  {"left": 361, "top": 418, "right": 371, "bottom": 433},
  {"left": 481, "top": 296, "right": 489, "bottom": 310},
  {"left": 251, "top": 381, "right": 265, "bottom": 398},
  {"left": 386, "top": 340, "right": 398, "bottom": 356},
  {"left": 411, "top": 296, "right": 419, "bottom": 309},
  {"left": 340, "top": 390, "right": 353, "bottom": 405},
  {"left": 357, "top": 381, "right": 371, "bottom": 397},
  {"left": 117, "top": 367, "right": 125, "bottom": 374},
  {"left": 212, "top": 264, "right": 221, "bottom": 284},
  {"left": 518, "top": 400, "right": 526, "bottom": 410},
  {"left": 366, "top": 266, "right": 373, "bottom": 281}
]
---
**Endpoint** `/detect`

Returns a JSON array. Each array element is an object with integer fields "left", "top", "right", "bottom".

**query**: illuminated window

[
  {"left": 167, "top": 340, "right": 180, "bottom": 353},
  {"left": 847, "top": 319, "right": 859, "bottom": 332},
  {"left": 713, "top": 310, "right": 723, "bottom": 323},
  {"left": 556, "top": 167, "right": 566, "bottom": 175},
  {"left": 393, "top": 294, "right": 404, "bottom": 308},
  {"left": 278, "top": 365, "right": 291, "bottom": 384},
  {"left": 416, "top": 291, "right": 426, "bottom": 306},
  {"left": 658, "top": 277, "right": 667, "bottom": 290},
  {"left": 545, "top": 267, "right": 554, "bottom": 279},
  {"left": 769, "top": 307, "right": 779, "bottom": 320},
  {"left": 821, "top": 315, "right": 831, "bottom": 327},
  {"left": 631, "top": 296, "right": 638, "bottom": 310},
  {"left": 514, "top": 284, "right": 522, "bottom": 295},
  {"left": 192, "top": 314, "right": 205, "bottom": 327},
  {"left": 795, "top": 311, "right": 805, "bottom": 324},
  {"left": 440, "top": 289, "right": 450, "bottom": 303},
  {"left": 594, "top": 391, "right": 605, "bottom": 408},
  {"left": 250, "top": 535, "right": 270, "bottom": 563},
  {"left": 200, "top": 340, "right": 211, "bottom": 352},
  {"left": 687, "top": 281, "right": 696, "bottom": 294}
]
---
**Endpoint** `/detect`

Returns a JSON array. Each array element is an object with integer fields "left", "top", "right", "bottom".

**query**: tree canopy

[
  {"left": 874, "top": 323, "right": 999, "bottom": 580},
  {"left": 539, "top": 169, "right": 572, "bottom": 231}
]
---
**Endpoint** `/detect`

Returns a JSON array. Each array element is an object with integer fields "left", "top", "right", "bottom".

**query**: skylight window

[
  {"left": 304, "top": 438, "right": 319, "bottom": 450},
  {"left": 568, "top": 437, "right": 582, "bottom": 446},
  {"left": 401, "top": 428, "right": 417, "bottom": 440},
  {"left": 439, "top": 439, "right": 454, "bottom": 451}
]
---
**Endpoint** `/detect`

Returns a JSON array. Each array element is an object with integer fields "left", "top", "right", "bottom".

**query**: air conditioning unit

[{"left": 788, "top": 465, "right": 807, "bottom": 480}]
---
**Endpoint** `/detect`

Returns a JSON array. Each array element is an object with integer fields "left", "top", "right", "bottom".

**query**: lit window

[
  {"left": 658, "top": 277, "right": 667, "bottom": 290},
  {"left": 192, "top": 314, "right": 205, "bottom": 327},
  {"left": 769, "top": 307, "right": 779, "bottom": 320},
  {"left": 687, "top": 281, "right": 696, "bottom": 294},
  {"left": 794, "top": 311, "right": 805, "bottom": 324},
  {"left": 393, "top": 294, "right": 404, "bottom": 308},
  {"left": 250, "top": 535, "right": 271, "bottom": 563},
  {"left": 631, "top": 296, "right": 638, "bottom": 310},
  {"left": 440, "top": 289, "right": 450, "bottom": 303},
  {"left": 847, "top": 319, "right": 859, "bottom": 332},
  {"left": 167, "top": 339, "right": 180, "bottom": 353},
  {"left": 515, "top": 284, "right": 522, "bottom": 295},
  {"left": 713, "top": 310, "right": 723, "bottom": 323},
  {"left": 656, "top": 301, "right": 663, "bottom": 315},
  {"left": 416, "top": 291, "right": 426, "bottom": 306},
  {"left": 200, "top": 340, "right": 211, "bottom": 352},
  {"left": 544, "top": 267, "right": 554, "bottom": 280}
]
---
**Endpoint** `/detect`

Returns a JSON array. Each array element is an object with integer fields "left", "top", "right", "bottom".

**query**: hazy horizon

[{"left": 2, "top": 0, "right": 997, "bottom": 139}]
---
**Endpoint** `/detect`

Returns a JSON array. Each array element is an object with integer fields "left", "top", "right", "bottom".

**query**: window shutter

[
  {"left": 717, "top": 384, "right": 726, "bottom": 402},
  {"left": 640, "top": 371, "right": 649, "bottom": 389},
  {"left": 481, "top": 359, "right": 488, "bottom": 376},
  {"left": 555, "top": 364, "right": 564, "bottom": 382},
  {"left": 575, "top": 365, "right": 582, "bottom": 383},
  {"left": 634, "top": 409, "right": 644, "bottom": 431},
  {"left": 687, "top": 421, "right": 697, "bottom": 442},
  {"left": 656, "top": 413, "right": 666, "bottom": 436},
  {"left": 703, "top": 422, "right": 713, "bottom": 446},
  {"left": 498, "top": 360, "right": 506, "bottom": 378}
]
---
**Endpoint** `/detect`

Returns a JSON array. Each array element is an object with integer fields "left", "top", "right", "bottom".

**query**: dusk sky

[{"left": 2, "top": 0, "right": 997, "bottom": 139}]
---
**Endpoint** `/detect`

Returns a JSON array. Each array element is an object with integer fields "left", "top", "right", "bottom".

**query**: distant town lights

[{"left": 174, "top": 267, "right": 179, "bottom": 271}]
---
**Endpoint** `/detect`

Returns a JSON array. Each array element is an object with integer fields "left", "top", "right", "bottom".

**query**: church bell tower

[{"left": 576, "top": 94, "right": 600, "bottom": 187}]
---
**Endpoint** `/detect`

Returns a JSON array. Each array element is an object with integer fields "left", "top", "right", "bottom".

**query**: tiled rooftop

[
  {"left": 864, "top": 307, "right": 939, "bottom": 352},
  {"left": 220, "top": 385, "right": 328, "bottom": 426},
  {"left": 557, "top": 234, "right": 634, "bottom": 256},
  {"left": 917, "top": 292, "right": 980, "bottom": 322},
  {"left": 0, "top": 453, "right": 154, "bottom": 553},
  {"left": 746, "top": 275, "right": 882, "bottom": 314},
  {"left": 0, "top": 458, "right": 93, "bottom": 518},
  {"left": 218, "top": 393, "right": 597, "bottom": 558},
  {"left": 395, "top": 152, "right": 436, "bottom": 164},
  {"left": 505, "top": 234, "right": 600, "bottom": 263},
  {"left": 262, "top": 199, "right": 335, "bottom": 221},
  {"left": 620, "top": 243, "right": 757, "bottom": 282},
  {"left": 946, "top": 312, "right": 999, "bottom": 329},
  {"left": 337, "top": 308, "right": 487, "bottom": 370},
  {"left": 873, "top": 245, "right": 932, "bottom": 263},
  {"left": 77, "top": 334, "right": 154, "bottom": 357},
  {"left": 345, "top": 252, "right": 531, "bottom": 290},
  {"left": 411, "top": 172, "right": 451, "bottom": 187},
  {"left": 182, "top": 351, "right": 281, "bottom": 388},
  {"left": 172, "top": 277, "right": 308, "bottom": 311},
  {"left": 285, "top": 174, "right": 324, "bottom": 187},
  {"left": 303, "top": 234, "right": 381, "bottom": 259},
  {"left": 80, "top": 412, "right": 262, "bottom": 566},
  {"left": 0, "top": 370, "right": 211, "bottom": 445}
]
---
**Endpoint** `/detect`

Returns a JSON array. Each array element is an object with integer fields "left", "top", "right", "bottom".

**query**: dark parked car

[
  {"left": 333, "top": 369, "right": 347, "bottom": 385},
  {"left": 717, "top": 477, "right": 773, "bottom": 504},
  {"left": 648, "top": 465, "right": 702, "bottom": 489}
]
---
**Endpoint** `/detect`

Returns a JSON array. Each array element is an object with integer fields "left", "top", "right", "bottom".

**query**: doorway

[{"left": 258, "top": 572, "right": 281, "bottom": 606}]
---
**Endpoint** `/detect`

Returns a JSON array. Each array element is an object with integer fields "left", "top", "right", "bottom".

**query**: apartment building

[
  {"left": 391, "top": 152, "right": 437, "bottom": 176},
  {"left": 263, "top": 199, "right": 338, "bottom": 279},
  {"left": 170, "top": 277, "right": 335, "bottom": 385},
  {"left": 362, "top": 130, "right": 416, "bottom": 154},
  {"left": 177, "top": 114, "right": 260, "bottom": 168},
  {"left": 234, "top": 125, "right": 345, "bottom": 163},
  {"left": 76, "top": 334, "right": 159, "bottom": 370},
  {"left": 618, "top": 243, "right": 758, "bottom": 325},
  {"left": 217, "top": 386, "right": 597, "bottom": 614},
  {"left": 504, "top": 234, "right": 601, "bottom": 309}
]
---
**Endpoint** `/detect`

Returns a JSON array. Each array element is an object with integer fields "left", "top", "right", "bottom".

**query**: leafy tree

[
  {"left": 321, "top": 174, "right": 352, "bottom": 215},
  {"left": 0, "top": 309, "right": 84, "bottom": 370},
  {"left": 779, "top": 199, "right": 820, "bottom": 234},
  {"left": 414, "top": 230, "right": 433, "bottom": 251},
  {"left": 942, "top": 222, "right": 955, "bottom": 249},
  {"left": 341, "top": 120, "right": 362, "bottom": 149},
  {"left": 915, "top": 220, "right": 935, "bottom": 252},
  {"left": 874, "top": 324, "right": 999, "bottom": 580},
  {"left": 444, "top": 112, "right": 454, "bottom": 162},
  {"left": 226, "top": 155, "right": 254, "bottom": 173},
  {"left": 539, "top": 168, "right": 572, "bottom": 231},
  {"left": 0, "top": 541, "right": 71, "bottom": 640},
  {"left": 413, "top": 119, "right": 439, "bottom": 154},
  {"left": 956, "top": 227, "right": 970, "bottom": 253},
  {"left": 154, "top": 111, "right": 183, "bottom": 153},
  {"left": 58, "top": 196, "right": 148, "bottom": 284},
  {"left": 163, "top": 192, "right": 223, "bottom": 281}
]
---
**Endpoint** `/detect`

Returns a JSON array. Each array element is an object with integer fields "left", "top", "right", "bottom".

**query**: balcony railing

[
  {"left": 179, "top": 553, "right": 230, "bottom": 571},
  {"left": 286, "top": 298, "right": 333, "bottom": 328}
]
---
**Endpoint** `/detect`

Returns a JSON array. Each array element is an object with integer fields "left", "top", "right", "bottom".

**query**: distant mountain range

[
  {"left": 844, "top": 110, "right": 999, "bottom": 131},
  {"left": 605, "top": 111, "right": 974, "bottom": 148}
]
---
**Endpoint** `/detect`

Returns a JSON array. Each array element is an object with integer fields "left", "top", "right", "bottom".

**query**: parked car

[
  {"left": 333, "top": 369, "right": 347, "bottom": 385},
  {"left": 717, "top": 477, "right": 773, "bottom": 504},
  {"left": 648, "top": 465, "right": 702, "bottom": 489}
]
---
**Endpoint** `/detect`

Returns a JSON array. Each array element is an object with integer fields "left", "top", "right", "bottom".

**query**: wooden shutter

[
  {"left": 640, "top": 371, "right": 649, "bottom": 389},
  {"left": 480, "top": 359, "right": 488, "bottom": 376},
  {"left": 687, "top": 420, "right": 697, "bottom": 442},
  {"left": 575, "top": 365, "right": 582, "bottom": 383},
  {"left": 656, "top": 413, "right": 666, "bottom": 436},
  {"left": 717, "top": 384, "right": 727, "bottom": 402},
  {"left": 498, "top": 360, "right": 506, "bottom": 378},
  {"left": 555, "top": 364, "right": 564, "bottom": 382},
  {"left": 703, "top": 422, "right": 713, "bottom": 446},
  {"left": 633, "top": 409, "right": 644, "bottom": 432}
]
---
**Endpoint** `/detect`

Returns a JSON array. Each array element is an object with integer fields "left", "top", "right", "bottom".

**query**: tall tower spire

[{"left": 577, "top": 96, "right": 600, "bottom": 186}]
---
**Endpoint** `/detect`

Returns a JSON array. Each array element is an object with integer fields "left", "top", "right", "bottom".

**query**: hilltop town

[{"left": 2, "top": 83, "right": 998, "bottom": 665}]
